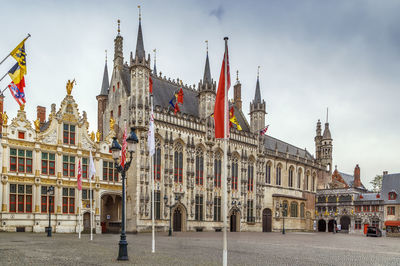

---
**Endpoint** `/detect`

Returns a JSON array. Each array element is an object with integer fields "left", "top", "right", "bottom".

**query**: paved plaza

[{"left": 0, "top": 231, "right": 399, "bottom": 265}]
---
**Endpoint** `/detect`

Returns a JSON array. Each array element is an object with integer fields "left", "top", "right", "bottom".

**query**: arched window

[
  {"left": 214, "top": 153, "right": 222, "bottom": 188},
  {"left": 297, "top": 170, "right": 302, "bottom": 189},
  {"left": 195, "top": 148, "right": 204, "bottom": 186},
  {"left": 282, "top": 200, "right": 288, "bottom": 217},
  {"left": 265, "top": 162, "right": 271, "bottom": 184},
  {"left": 290, "top": 202, "right": 298, "bottom": 217},
  {"left": 288, "top": 167, "right": 294, "bottom": 187},
  {"left": 300, "top": 203, "right": 305, "bottom": 218},
  {"left": 248, "top": 163, "right": 254, "bottom": 192},
  {"left": 389, "top": 192, "right": 397, "bottom": 200},
  {"left": 153, "top": 139, "right": 161, "bottom": 181},
  {"left": 174, "top": 143, "right": 183, "bottom": 183},
  {"left": 276, "top": 165, "right": 282, "bottom": 186},
  {"left": 231, "top": 157, "right": 239, "bottom": 190},
  {"left": 305, "top": 172, "right": 309, "bottom": 191},
  {"left": 312, "top": 174, "right": 316, "bottom": 191}
]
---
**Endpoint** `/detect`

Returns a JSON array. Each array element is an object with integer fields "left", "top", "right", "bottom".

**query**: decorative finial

[
  {"left": 205, "top": 40, "right": 208, "bottom": 53},
  {"left": 236, "top": 70, "right": 239, "bottom": 81},
  {"left": 326, "top": 107, "right": 329, "bottom": 123},
  {"left": 138, "top": 5, "right": 141, "bottom": 21},
  {"left": 257, "top": 66, "right": 260, "bottom": 78},
  {"left": 66, "top": 79, "right": 76, "bottom": 95},
  {"left": 105, "top": 49, "right": 107, "bottom": 62},
  {"left": 117, "top": 19, "right": 120, "bottom": 34}
]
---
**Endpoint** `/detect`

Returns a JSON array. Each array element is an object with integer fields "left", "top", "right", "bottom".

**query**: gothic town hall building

[{"left": 97, "top": 17, "right": 332, "bottom": 233}]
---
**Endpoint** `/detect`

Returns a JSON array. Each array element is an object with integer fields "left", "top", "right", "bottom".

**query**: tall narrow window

[
  {"left": 276, "top": 165, "right": 282, "bottom": 186},
  {"left": 63, "top": 155, "right": 75, "bottom": 177},
  {"left": 231, "top": 160, "right": 238, "bottom": 190},
  {"left": 305, "top": 173, "right": 309, "bottom": 191},
  {"left": 63, "top": 124, "right": 76, "bottom": 145},
  {"left": 290, "top": 202, "right": 298, "bottom": 217},
  {"left": 297, "top": 171, "right": 301, "bottom": 189},
  {"left": 42, "top": 152, "right": 56, "bottom": 175},
  {"left": 195, "top": 148, "right": 204, "bottom": 185},
  {"left": 118, "top": 105, "right": 121, "bottom": 117},
  {"left": 41, "top": 186, "right": 54, "bottom": 213},
  {"left": 82, "top": 158, "right": 88, "bottom": 178},
  {"left": 288, "top": 168, "right": 294, "bottom": 187},
  {"left": 214, "top": 156, "right": 222, "bottom": 188},
  {"left": 154, "top": 191, "right": 161, "bottom": 220},
  {"left": 62, "top": 188, "right": 75, "bottom": 214},
  {"left": 174, "top": 147, "right": 183, "bottom": 183},
  {"left": 9, "top": 184, "right": 32, "bottom": 213},
  {"left": 388, "top": 206, "right": 395, "bottom": 215},
  {"left": 103, "top": 161, "right": 117, "bottom": 181},
  {"left": 247, "top": 200, "right": 254, "bottom": 222},
  {"left": 265, "top": 163, "right": 271, "bottom": 184},
  {"left": 214, "top": 197, "right": 221, "bottom": 221},
  {"left": 154, "top": 144, "right": 161, "bottom": 181},
  {"left": 195, "top": 195, "right": 203, "bottom": 221},
  {"left": 282, "top": 201, "right": 288, "bottom": 217},
  {"left": 248, "top": 164, "right": 254, "bottom": 192},
  {"left": 10, "top": 148, "right": 32, "bottom": 173},
  {"left": 300, "top": 203, "right": 305, "bottom": 218},
  {"left": 312, "top": 175, "right": 316, "bottom": 191}
]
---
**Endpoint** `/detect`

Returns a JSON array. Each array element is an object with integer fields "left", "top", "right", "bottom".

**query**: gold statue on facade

[
  {"left": 20, "top": 104, "right": 25, "bottom": 111},
  {"left": 110, "top": 117, "right": 115, "bottom": 131},
  {"left": 66, "top": 79, "right": 76, "bottom": 95},
  {"left": 96, "top": 131, "right": 101, "bottom": 142},
  {"left": 1, "top": 112, "right": 8, "bottom": 125},
  {"left": 90, "top": 131, "right": 95, "bottom": 141},
  {"left": 34, "top": 119, "right": 40, "bottom": 132}
]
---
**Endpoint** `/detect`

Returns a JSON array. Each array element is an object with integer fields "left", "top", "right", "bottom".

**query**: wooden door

[
  {"left": 262, "top": 209, "right": 272, "bottom": 232},
  {"left": 173, "top": 208, "right": 182, "bottom": 232},
  {"left": 230, "top": 213, "right": 237, "bottom": 232}
]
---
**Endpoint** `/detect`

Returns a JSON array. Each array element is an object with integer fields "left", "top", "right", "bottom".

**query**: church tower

[
  {"left": 129, "top": 7, "right": 151, "bottom": 128},
  {"left": 320, "top": 109, "right": 333, "bottom": 172},
  {"left": 233, "top": 71, "right": 242, "bottom": 110},
  {"left": 114, "top": 20, "right": 124, "bottom": 69},
  {"left": 96, "top": 55, "right": 109, "bottom": 140},
  {"left": 314, "top": 119, "right": 322, "bottom": 161},
  {"left": 198, "top": 42, "right": 216, "bottom": 119},
  {"left": 250, "top": 67, "right": 266, "bottom": 134}
]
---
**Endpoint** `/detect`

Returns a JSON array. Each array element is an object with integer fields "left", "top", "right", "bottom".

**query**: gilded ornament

[
  {"left": 66, "top": 79, "right": 76, "bottom": 95},
  {"left": 1, "top": 112, "right": 8, "bottom": 125},
  {"left": 110, "top": 117, "right": 115, "bottom": 131},
  {"left": 20, "top": 104, "right": 25, "bottom": 111},
  {"left": 90, "top": 131, "right": 95, "bottom": 141},
  {"left": 96, "top": 131, "right": 101, "bottom": 142},
  {"left": 34, "top": 119, "right": 40, "bottom": 132}
]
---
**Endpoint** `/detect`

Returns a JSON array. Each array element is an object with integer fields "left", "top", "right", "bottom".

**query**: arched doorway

[
  {"left": 340, "top": 216, "right": 351, "bottom": 231},
  {"left": 318, "top": 219, "right": 326, "bottom": 232},
  {"left": 328, "top": 219, "right": 336, "bottom": 232},
  {"left": 173, "top": 208, "right": 182, "bottom": 232},
  {"left": 229, "top": 208, "right": 240, "bottom": 232},
  {"left": 100, "top": 194, "right": 122, "bottom": 233},
  {"left": 83, "top": 212, "right": 91, "bottom": 233},
  {"left": 262, "top": 208, "right": 272, "bottom": 232}
]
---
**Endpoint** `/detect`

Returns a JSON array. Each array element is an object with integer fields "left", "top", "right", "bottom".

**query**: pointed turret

[
  {"left": 320, "top": 108, "right": 333, "bottom": 172},
  {"left": 96, "top": 55, "right": 109, "bottom": 140},
  {"left": 203, "top": 52, "right": 212, "bottom": 85},
  {"left": 135, "top": 19, "right": 145, "bottom": 62},
  {"left": 153, "top": 49, "right": 157, "bottom": 76},
  {"left": 250, "top": 66, "right": 266, "bottom": 133},
  {"left": 315, "top": 119, "right": 322, "bottom": 161},
  {"left": 114, "top": 19, "right": 124, "bottom": 68},
  {"left": 99, "top": 55, "right": 109, "bottom": 96},
  {"left": 234, "top": 70, "right": 242, "bottom": 110},
  {"left": 198, "top": 40, "right": 216, "bottom": 119}
]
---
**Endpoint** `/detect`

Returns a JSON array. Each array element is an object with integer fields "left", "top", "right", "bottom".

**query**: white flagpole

[
  {"left": 90, "top": 175, "right": 93, "bottom": 241},
  {"left": 222, "top": 37, "right": 229, "bottom": 266},
  {"left": 79, "top": 189, "right": 82, "bottom": 239},
  {"left": 150, "top": 94, "right": 155, "bottom": 253}
]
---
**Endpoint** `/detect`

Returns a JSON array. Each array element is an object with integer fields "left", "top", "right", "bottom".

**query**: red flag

[
  {"left": 121, "top": 125, "right": 127, "bottom": 168},
  {"left": 174, "top": 102, "right": 180, "bottom": 114},
  {"left": 177, "top": 88, "right": 184, "bottom": 104},
  {"left": 213, "top": 40, "right": 230, "bottom": 139},
  {"left": 77, "top": 160, "right": 82, "bottom": 191},
  {"left": 149, "top": 76, "right": 153, "bottom": 94}
]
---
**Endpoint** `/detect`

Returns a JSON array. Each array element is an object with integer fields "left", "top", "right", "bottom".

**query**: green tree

[{"left": 370, "top": 175, "right": 383, "bottom": 192}]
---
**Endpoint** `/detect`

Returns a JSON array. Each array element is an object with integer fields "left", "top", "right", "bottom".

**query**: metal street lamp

[
  {"left": 280, "top": 203, "right": 287, "bottom": 235},
  {"left": 47, "top": 185, "right": 54, "bottom": 237},
  {"left": 110, "top": 127, "right": 139, "bottom": 261},
  {"left": 164, "top": 194, "right": 179, "bottom": 236}
]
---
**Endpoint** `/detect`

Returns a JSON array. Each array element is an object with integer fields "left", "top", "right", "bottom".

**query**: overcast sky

[{"left": 1, "top": 0, "right": 399, "bottom": 189}]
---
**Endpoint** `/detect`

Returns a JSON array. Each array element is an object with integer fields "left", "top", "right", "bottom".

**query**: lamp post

[
  {"left": 164, "top": 194, "right": 179, "bottom": 236},
  {"left": 47, "top": 185, "right": 54, "bottom": 237},
  {"left": 110, "top": 127, "right": 139, "bottom": 261},
  {"left": 280, "top": 203, "right": 287, "bottom": 235}
]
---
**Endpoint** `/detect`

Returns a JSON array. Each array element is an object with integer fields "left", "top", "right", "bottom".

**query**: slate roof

[
  {"left": 99, "top": 61, "right": 109, "bottom": 96},
  {"left": 253, "top": 77, "right": 261, "bottom": 104},
  {"left": 381, "top": 173, "right": 400, "bottom": 204},
  {"left": 322, "top": 123, "right": 331, "bottom": 139},
  {"left": 120, "top": 66, "right": 131, "bottom": 96},
  {"left": 264, "top": 134, "right": 314, "bottom": 160},
  {"left": 203, "top": 53, "right": 212, "bottom": 85},
  {"left": 357, "top": 193, "right": 382, "bottom": 202},
  {"left": 338, "top": 171, "right": 366, "bottom": 189},
  {"left": 135, "top": 20, "right": 145, "bottom": 61}
]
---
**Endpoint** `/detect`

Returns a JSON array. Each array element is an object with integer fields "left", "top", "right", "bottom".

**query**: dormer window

[
  {"left": 389, "top": 192, "right": 397, "bottom": 200},
  {"left": 63, "top": 123, "right": 76, "bottom": 145}
]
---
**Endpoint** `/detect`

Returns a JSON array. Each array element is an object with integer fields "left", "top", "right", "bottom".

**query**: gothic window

[
  {"left": 276, "top": 165, "right": 282, "bottom": 186},
  {"left": 152, "top": 191, "right": 161, "bottom": 220},
  {"left": 305, "top": 172, "right": 309, "bottom": 191},
  {"left": 195, "top": 195, "right": 203, "bottom": 221},
  {"left": 195, "top": 148, "right": 204, "bottom": 186},
  {"left": 290, "top": 202, "right": 298, "bottom": 217},
  {"left": 154, "top": 140, "right": 161, "bottom": 181},
  {"left": 339, "top": 195, "right": 352, "bottom": 202},
  {"left": 174, "top": 143, "right": 183, "bottom": 183},
  {"left": 214, "top": 197, "right": 221, "bottom": 221},
  {"left": 312, "top": 174, "right": 316, "bottom": 191},
  {"left": 214, "top": 153, "right": 222, "bottom": 188},
  {"left": 288, "top": 167, "right": 294, "bottom": 187},
  {"left": 247, "top": 200, "right": 254, "bottom": 222},
  {"left": 300, "top": 203, "right": 305, "bottom": 218},
  {"left": 389, "top": 192, "right": 397, "bottom": 200},
  {"left": 297, "top": 169, "right": 302, "bottom": 189},
  {"left": 248, "top": 163, "right": 254, "bottom": 192},
  {"left": 9, "top": 184, "right": 32, "bottom": 213},
  {"left": 265, "top": 162, "right": 271, "bottom": 184},
  {"left": 231, "top": 158, "right": 239, "bottom": 190},
  {"left": 63, "top": 123, "right": 76, "bottom": 145}
]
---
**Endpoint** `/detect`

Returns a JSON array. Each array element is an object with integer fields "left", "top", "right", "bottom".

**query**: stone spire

[
  {"left": 234, "top": 70, "right": 242, "bottom": 110},
  {"left": 250, "top": 66, "right": 266, "bottom": 133},
  {"left": 135, "top": 6, "right": 145, "bottom": 62},
  {"left": 99, "top": 51, "right": 109, "bottom": 95},
  {"left": 114, "top": 19, "right": 123, "bottom": 67},
  {"left": 253, "top": 66, "right": 261, "bottom": 104},
  {"left": 203, "top": 40, "right": 212, "bottom": 85},
  {"left": 153, "top": 48, "right": 157, "bottom": 76},
  {"left": 322, "top": 108, "right": 331, "bottom": 140}
]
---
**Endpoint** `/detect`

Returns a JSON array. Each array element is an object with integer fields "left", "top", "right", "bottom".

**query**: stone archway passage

[
  {"left": 328, "top": 219, "right": 335, "bottom": 232},
  {"left": 340, "top": 216, "right": 351, "bottom": 231},
  {"left": 262, "top": 208, "right": 272, "bottom": 232},
  {"left": 318, "top": 219, "right": 326, "bottom": 232},
  {"left": 173, "top": 208, "right": 182, "bottom": 232}
]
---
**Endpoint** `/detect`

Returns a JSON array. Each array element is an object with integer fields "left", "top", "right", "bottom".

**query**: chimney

[
  {"left": 353, "top": 164, "right": 361, "bottom": 188},
  {"left": 37, "top": 106, "right": 46, "bottom": 126},
  {"left": 383, "top": 171, "right": 388, "bottom": 176}
]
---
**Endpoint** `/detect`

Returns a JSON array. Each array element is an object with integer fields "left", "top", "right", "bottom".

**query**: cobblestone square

[{"left": 0, "top": 232, "right": 399, "bottom": 265}]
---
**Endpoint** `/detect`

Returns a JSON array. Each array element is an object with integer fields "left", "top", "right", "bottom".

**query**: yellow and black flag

[{"left": 10, "top": 37, "right": 28, "bottom": 75}]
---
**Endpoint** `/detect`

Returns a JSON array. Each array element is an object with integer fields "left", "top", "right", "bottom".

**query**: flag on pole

[
  {"left": 177, "top": 88, "right": 184, "bottom": 104},
  {"left": 10, "top": 39, "right": 27, "bottom": 75},
  {"left": 213, "top": 42, "right": 230, "bottom": 139},
  {"left": 260, "top": 125, "right": 269, "bottom": 136},
  {"left": 148, "top": 105, "right": 155, "bottom": 157},
  {"left": 121, "top": 125, "right": 128, "bottom": 168},
  {"left": 8, "top": 82, "right": 26, "bottom": 106},
  {"left": 89, "top": 151, "right": 96, "bottom": 180},
  {"left": 229, "top": 106, "right": 242, "bottom": 131},
  {"left": 149, "top": 76, "right": 153, "bottom": 94},
  {"left": 77, "top": 159, "right": 82, "bottom": 191}
]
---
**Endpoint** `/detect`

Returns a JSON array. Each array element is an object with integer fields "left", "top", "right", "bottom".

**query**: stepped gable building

[
  {"left": 97, "top": 15, "right": 332, "bottom": 233},
  {"left": 315, "top": 164, "right": 384, "bottom": 234},
  {"left": 381, "top": 172, "right": 400, "bottom": 234},
  {"left": 0, "top": 83, "right": 122, "bottom": 233}
]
